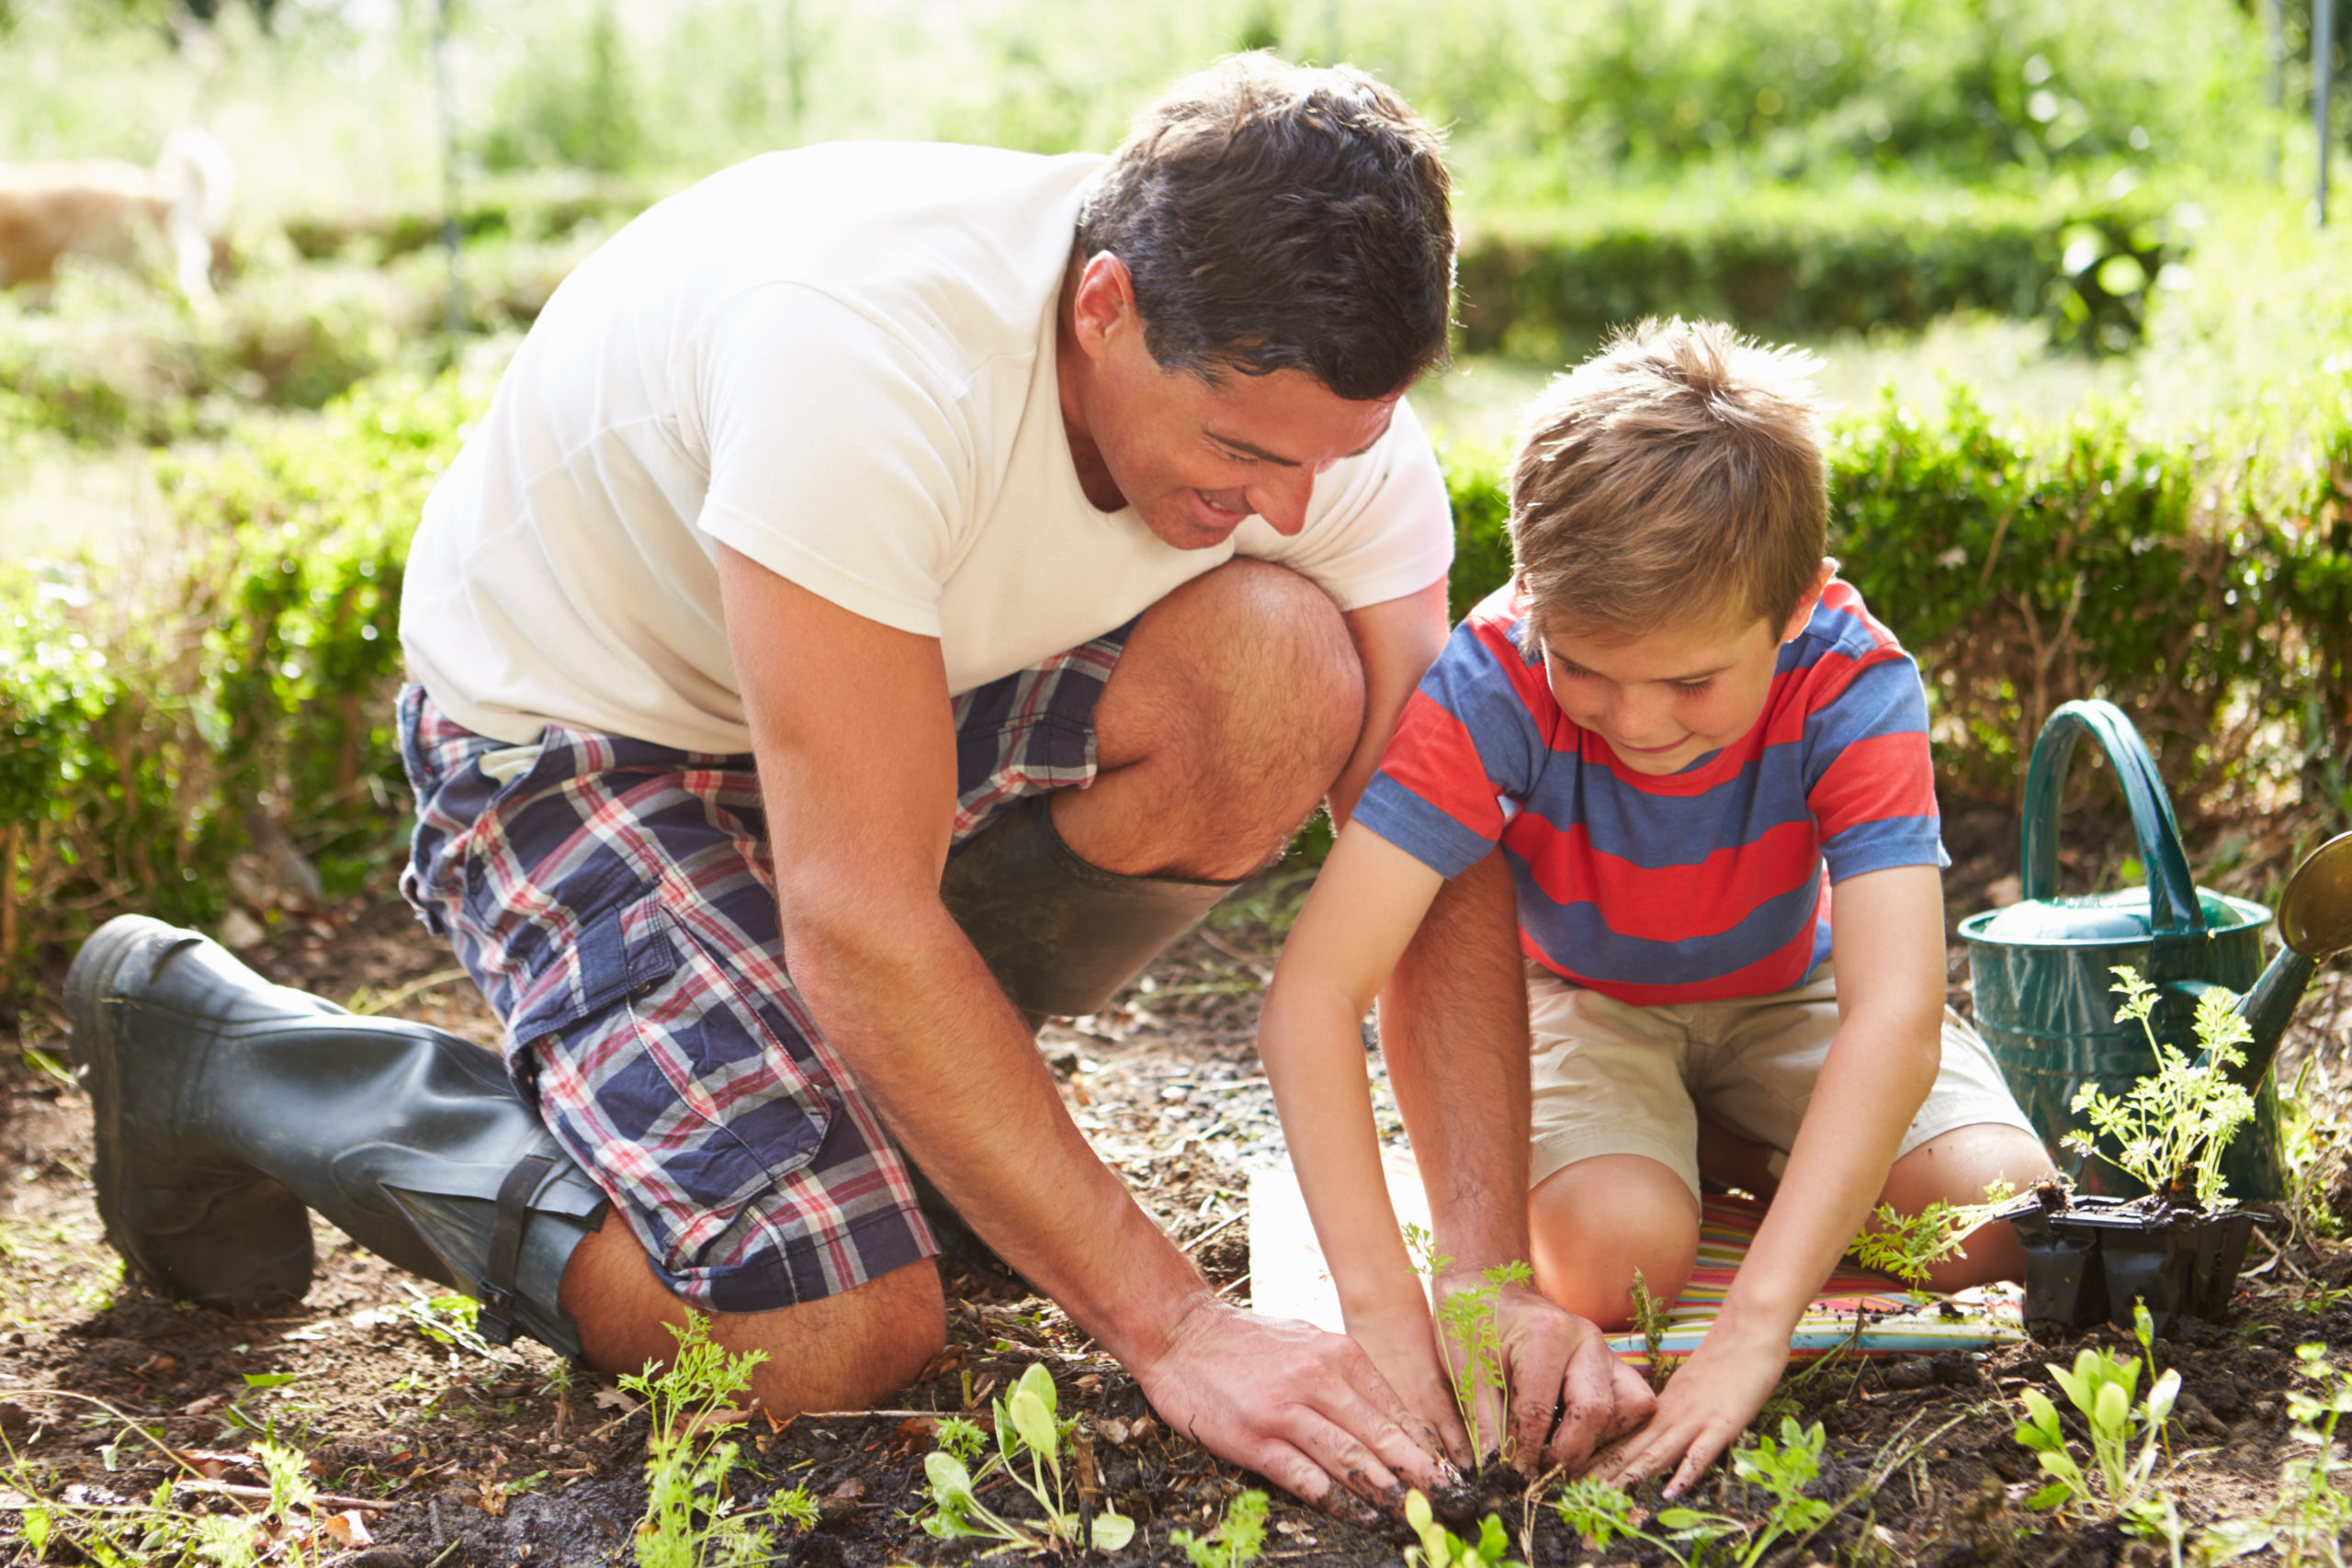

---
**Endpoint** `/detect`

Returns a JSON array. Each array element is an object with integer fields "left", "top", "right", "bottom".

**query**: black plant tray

[{"left": 2001, "top": 1188, "right": 2279, "bottom": 1337}]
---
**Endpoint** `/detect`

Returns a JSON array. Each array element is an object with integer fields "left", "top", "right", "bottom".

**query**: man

[{"left": 68, "top": 55, "right": 1650, "bottom": 1511}]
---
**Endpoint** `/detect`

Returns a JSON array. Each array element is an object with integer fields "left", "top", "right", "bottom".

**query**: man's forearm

[
  {"left": 1376, "top": 850, "right": 1534, "bottom": 1271},
  {"left": 785, "top": 887, "right": 1206, "bottom": 1370}
]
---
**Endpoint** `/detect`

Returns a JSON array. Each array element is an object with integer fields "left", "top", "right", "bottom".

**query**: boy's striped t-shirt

[{"left": 1353, "top": 578, "right": 1948, "bottom": 1007}]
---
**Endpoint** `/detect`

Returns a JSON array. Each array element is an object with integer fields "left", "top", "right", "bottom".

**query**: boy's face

[{"left": 1537, "top": 566, "right": 1831, "bottom": 776}]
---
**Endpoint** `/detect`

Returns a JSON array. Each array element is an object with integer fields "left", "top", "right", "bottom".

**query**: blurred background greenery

[{"left": 2, "top": 0, "right": 2348, "bottom": 980}]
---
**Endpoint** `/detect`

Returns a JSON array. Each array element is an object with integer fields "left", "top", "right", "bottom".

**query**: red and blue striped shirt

[{"left": 1354, "top": 578, "right": 1947, "bottom": 1007}]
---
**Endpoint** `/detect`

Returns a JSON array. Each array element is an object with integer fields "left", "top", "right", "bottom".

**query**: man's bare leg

[
  {"left": 560, "top": 1211, "right": 946, "bottom": 1411},
  {"left": 558, "top": 558, "right": 1362, "bottom": 1407}
]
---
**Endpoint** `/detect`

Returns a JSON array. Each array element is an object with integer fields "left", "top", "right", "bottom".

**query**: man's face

[
  {"left": 1536, "top": 604, "right": 1801, "bottom": 777},
  {"left": 1060, "top": 254, "right": 1400, "bottom": 550}
]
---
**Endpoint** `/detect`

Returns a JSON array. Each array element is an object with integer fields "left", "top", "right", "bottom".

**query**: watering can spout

[{"left": 2230, "top": 831, "right": 2352, "bottom": 1089}]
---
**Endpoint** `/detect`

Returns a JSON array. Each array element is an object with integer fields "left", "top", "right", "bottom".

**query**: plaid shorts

[{"left": 396, "top": 626, "right": 1128, "bottom": 1314}]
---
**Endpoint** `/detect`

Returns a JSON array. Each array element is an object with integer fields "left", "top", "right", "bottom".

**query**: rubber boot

[
  {"left": 941, "top": 793, "right": 1238, "bottom": 1031},
  {"left": 922, "top": 794, "right": 1238, "bottom": 1279},
  {"left": 66, "top": 916, "right": 606, "bottom": 1359}
]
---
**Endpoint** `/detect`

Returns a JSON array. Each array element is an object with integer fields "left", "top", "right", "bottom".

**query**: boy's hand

[
  {"left": 1348, "top": 1302, "right": 1475, "bottom": 1468},
  {"left": 1434, "top": 1272, "right": 1656, "bottom": 1473},
  {"left": 1590, "top": 1317, "right": 1789, "bottom": 1495}
]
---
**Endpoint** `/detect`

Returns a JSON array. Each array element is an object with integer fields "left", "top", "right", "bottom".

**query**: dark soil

[{"left": 3, "top": 814, "right": 2348, "bottom": 1566}]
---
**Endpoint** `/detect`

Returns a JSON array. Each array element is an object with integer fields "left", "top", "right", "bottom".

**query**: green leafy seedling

[
  {"left": 1404, "top": 1489, "right": 1522, "bottom": 1567},
  {"left": 919, "top": 1361, "right": 1136, "bottom": 1554},
  {"left": 618, "top": 1314, "right": 796, "bottom": 1568},
  {"left": 2013, "top": 1345, "right": 2179, "bottom": 1523},
  {"left": 2067, "top": 967, "right": 2257, "bottom": 1206},
  {"left": 1170, "top": 1487, "right": 1269, "bottom": 1568}
]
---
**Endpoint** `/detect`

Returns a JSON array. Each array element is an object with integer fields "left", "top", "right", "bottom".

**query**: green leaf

[
  {"left": 2026, "top": 1483, "right": 2074, "bottom": 1510},
  {"left": 242, "top": 1372, "right": 296, "bottom": 1389},
  {"left": 923, "top": 1450, "right": 974, "bottom": 1501},
  {"left": 1015, "top": 1361, "right": 1058, "bottom": 1418},
  {"left": 1091, "top": 1509, "right": 1136, "bottom": 1551},
  {"left": 1007, "top": 1387, "right": 1058, "bottom": 1464}
]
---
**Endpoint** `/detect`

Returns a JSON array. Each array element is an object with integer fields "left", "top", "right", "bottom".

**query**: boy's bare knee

[
  {"left": 1879, "top": 1123, "right": 2057, "bottom": 1291},
  {"left": 560, "top": 1211, "right": 944, "bottom": 1413},
  {"left": 1528, "top": 1156, "right": 1700, "bottom": 1329}
]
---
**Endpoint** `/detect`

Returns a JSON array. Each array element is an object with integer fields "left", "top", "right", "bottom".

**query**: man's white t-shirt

[{"left": 400, "top": 141, "right": 1456, "bottom": 754}]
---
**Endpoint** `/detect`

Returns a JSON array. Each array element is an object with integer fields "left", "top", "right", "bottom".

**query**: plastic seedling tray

[{"left": 2001, "top": 1188, "right": 2278, "bottom": 1337}]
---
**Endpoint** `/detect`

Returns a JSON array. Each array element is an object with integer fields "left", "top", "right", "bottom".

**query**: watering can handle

[{"left": 2019, "top": 699, "right": 2206, "bottom": 938}]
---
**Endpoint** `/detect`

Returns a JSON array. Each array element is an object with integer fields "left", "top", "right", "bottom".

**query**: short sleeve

[
  {"left": 1353, "top": 599, "right": 1546, "bottom": 878},
  {"left": 691, "top": 285, "right": 975, "bottom": 638},
  {"left": 1804, "top": 652, "right": 1950, "bottom": 880},
  {"left": 1237, "top": 396, "right": 1454, "bottom": 610}
]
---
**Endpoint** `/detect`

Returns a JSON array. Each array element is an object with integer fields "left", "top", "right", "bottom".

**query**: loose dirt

[{"left": 3, "top": 809, "right": 2348, "bottom": 1566}]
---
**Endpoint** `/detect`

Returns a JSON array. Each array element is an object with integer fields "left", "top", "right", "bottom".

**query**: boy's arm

[
  {"left": 1378, "top": 850, "right": 1657, "bottom": 1471},
  {"left": 1263, "top": 825, "right": 1657, "bottom": 1471},
  {"left": 1596, "top": 863, "right": 1947, "bottom": 1495},
  {"left": 1257, "top": 822, "right": 1466, "bottom": 1458}
]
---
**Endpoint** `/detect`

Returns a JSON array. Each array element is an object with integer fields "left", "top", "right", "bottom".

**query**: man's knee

[
  {"left": 1100, "top": 559, "right": 1364, "bottom": 797},
  {"left": 560, "top": 1212, "right": 944, "bottom": 1413}
]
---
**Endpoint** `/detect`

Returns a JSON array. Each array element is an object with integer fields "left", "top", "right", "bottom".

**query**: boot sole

[{"left": 66, "top": 916, "right": 311, "bottom": 1310}]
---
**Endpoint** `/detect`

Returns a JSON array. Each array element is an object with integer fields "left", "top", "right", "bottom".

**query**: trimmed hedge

[
  {"left": 2, "top": 372, "right": 471, "bottom": 983},
  {"left": 1455, "top": 183, "right": 2181, "bottom": 362},
  {"left": 6, "top": 367, "right": 2348, "bottom": 991}
]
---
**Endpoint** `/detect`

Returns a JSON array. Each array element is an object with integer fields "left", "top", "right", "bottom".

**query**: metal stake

[
  {"left": 434, "top": 0, "right": 466, "bottom": 333},
  {"left": 2320, "top": 0, "right": 2338, "bottom": 226}
]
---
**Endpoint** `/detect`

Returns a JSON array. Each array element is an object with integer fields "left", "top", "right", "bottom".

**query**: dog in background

[{"left": 0, "top": 129, "right": 237, "bottom": 308}]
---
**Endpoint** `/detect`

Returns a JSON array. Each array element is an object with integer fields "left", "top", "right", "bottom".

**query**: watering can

[{"left": 1960, "top": 699, "right": 2352, "bottom": 1202}]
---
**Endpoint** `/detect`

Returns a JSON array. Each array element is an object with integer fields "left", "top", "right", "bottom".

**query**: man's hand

[
  {"left": 1591, "top": 1316, "right": 1788, "bottom": 1496},
  {"left": 1432, "top": 1273, "right": 1656, "bottom": 1473},
  {"left": 1134, "top": 1296, "right": 1453, "bottom": 1517}
]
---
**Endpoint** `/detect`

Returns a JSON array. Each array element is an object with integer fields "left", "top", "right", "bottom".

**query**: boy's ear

[{"left": 1777, "top": 558, "right": 1838, "bottom": 644}]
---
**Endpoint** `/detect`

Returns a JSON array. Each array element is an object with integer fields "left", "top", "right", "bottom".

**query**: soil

[{"left": 4, "top": 805, "right": 2349, "bottom": 1567}]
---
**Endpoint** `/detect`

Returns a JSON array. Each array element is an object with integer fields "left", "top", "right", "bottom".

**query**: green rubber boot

[{"left": 66, "top": 916, "right": 606, "bottom": 1359}]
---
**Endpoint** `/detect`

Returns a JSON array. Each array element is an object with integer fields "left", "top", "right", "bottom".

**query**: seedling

[
  {"left": 1170, "top": 1487, "right": 1269, "bottom": 1568},
  {"left": 918, "top": 1361, "right": 1136, "bottom": 1554},
  {"left": 618, "top": 1315, "right": 811, "bottom": 1568},
  {"left": 1629, "top": 1267, "right": 1676, "bottom": 1391},
  {"left": 1849, "top": 1180, "right": 2017, "bottom": 1291},
  {"left": 2012, "top": 1345, "right": 2180, "bottom": 1524},
  {"left": 1553, "top": 1417, "right": 1832, "bottom": 1568},
  {"left": 1403, "top": 1489, "right": 1521, "bottom": 1567},
  {"left": 1436, "top": 1260, "right": 1533, "bottom": 1462},
  {"left": 2066, "top": 967, "right": 2258, "bottom": 1206},
  {"left": 1401, "top": 1222, "right": 1534, "bottom": 1461}
]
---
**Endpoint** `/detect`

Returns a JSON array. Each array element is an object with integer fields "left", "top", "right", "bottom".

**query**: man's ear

[
  {"left": 1777, "top": 558, "right": 1838, "bottom": 644},
  {"left": 1068, "top": 252, "right": 1136, "bottom": 361}
]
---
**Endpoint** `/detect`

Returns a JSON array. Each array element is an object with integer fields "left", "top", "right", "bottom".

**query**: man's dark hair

[{"left": 1076, "top": 53, "right": 1454, "bottom": 401}]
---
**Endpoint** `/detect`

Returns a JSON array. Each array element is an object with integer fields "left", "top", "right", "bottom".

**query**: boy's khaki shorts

[{"left": 1526, "top": 961, "right": 2039, "bottom": 1199}]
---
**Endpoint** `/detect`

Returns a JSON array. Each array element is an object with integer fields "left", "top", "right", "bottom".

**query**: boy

[{"left": 1256, "top": 319, "right": 2055, "bottom": 1491}]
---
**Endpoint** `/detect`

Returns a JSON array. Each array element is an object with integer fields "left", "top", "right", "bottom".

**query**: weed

[
  {"left": 2012, "top": 1345, "right": 2180, "bottom": 1526},
  {"left": 2066, "top": 968, "right": 2257, "bottom": 1205},
  {"left": 1404, "top": 1489, "right": 1521, "bottom": 1567},
  {"left": 618, "top": 1314, "right": 810, "bottom": 1568},
  {"left": 918, "top": 1361, "right": 1136, "bottom": 1554},
  {"left": 1170, "top": 1486, "right": 1269, "bottom": 1568}
]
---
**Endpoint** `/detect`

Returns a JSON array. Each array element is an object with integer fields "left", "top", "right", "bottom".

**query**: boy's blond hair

[{"left": 1509, "top": 318, "right": 1829, "bottom": 649}]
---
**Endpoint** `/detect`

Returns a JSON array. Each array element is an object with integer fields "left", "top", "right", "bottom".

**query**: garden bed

[{"left": 3, "top": 840, "right": 2349, "bottom": 1566}]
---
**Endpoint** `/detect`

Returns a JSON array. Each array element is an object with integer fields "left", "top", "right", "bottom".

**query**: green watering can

[{"left": 1961, "top": 699, "right": 2352, "bottom": 1202}]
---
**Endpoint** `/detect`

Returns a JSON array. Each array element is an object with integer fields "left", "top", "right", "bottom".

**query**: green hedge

[
  {"left": 1438, "top": 382, "right": 2352, "bottom": 818},
  {"left": 1, "top": 372, "right": 472, "bottom": 984},
  {"left": 1455, "top": 183, "right": 2182, "bottom": 363},
  {"left": 7, "top": 366, "right": 2349, "bottom": 990}
]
